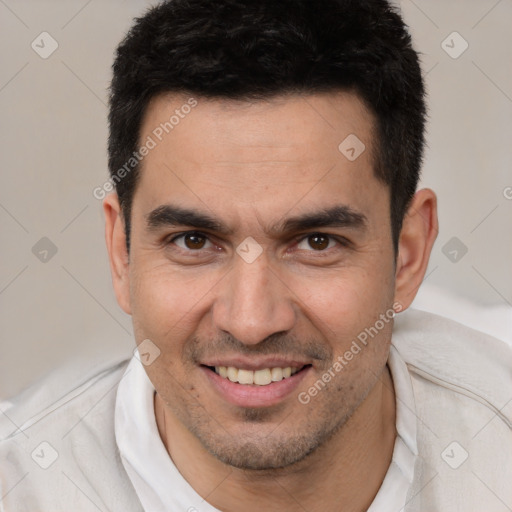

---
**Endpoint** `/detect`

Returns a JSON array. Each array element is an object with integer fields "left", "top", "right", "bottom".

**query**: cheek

[
  {"left": 288, "top": 261, "right": 394, "bottom": 337},
  {"left": 128, "top": 262, "right": 219, "bottom": 343}
]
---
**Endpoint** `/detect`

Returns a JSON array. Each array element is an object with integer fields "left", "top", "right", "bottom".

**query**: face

[{"left": 113, "top": 92, "right": 403, "bottom": 470}]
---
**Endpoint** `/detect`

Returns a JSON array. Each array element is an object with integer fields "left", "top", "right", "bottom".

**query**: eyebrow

[{"left": 146, "top": 203, "right": 368, "bottom": 236}]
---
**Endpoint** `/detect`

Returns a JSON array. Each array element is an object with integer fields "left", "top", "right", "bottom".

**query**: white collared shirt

[
  {"left": 115, "top": 344, "right": 418, "bottom": 512},
  {"left": 2, "top": 309, "right": 511, "bottom": 511}
]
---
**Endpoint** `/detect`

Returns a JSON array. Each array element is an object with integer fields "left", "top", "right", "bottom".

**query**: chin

[{"left": 193, "top": 415, "right": 349, "bottom": 471}]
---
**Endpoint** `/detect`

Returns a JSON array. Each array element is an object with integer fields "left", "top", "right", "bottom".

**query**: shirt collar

[{"left": 115, "top": 344, "right": 417, "bottom": 511}]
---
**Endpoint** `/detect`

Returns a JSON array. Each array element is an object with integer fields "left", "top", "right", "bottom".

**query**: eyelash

[{"left": 166, "top": 231, "right": 350, "bottom": 254}]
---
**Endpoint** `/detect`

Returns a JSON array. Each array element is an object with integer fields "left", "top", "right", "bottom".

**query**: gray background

[{"left": 1, "top": 0, "right": 511, "bottom": 399}]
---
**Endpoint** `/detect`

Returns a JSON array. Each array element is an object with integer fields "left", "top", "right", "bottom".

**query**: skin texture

[{"left": 104, "top": 91, "right": 438, "bottom": 512}]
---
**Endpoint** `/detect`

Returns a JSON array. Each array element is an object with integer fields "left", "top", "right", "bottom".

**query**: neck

[{"left": 155, "top": 365, "right": 396, "bottom": 512}]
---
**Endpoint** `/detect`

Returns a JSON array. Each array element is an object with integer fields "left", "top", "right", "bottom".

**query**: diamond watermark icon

[
  {"left": 31, "top": 32, "right": 59, "bottom": 59},
  {"left": 441, "top": 31, "right": 468, "bottom": 59},
  {"left": 134, "top": 339, "right": 161, "bottom": 366},
  {"left": 338, "top": 134, "right": 366, "bottom": 162},
  {"left": 236, "top": 236, "right": 263, "bottom": 264},
  {"left": 442, "top": 237, "right": 468, "bottom": 263},
  {"left": 441, "top": 441, "right": 468, "bottom": 469},
  {"left": 32, "top": 237, "right": 58, "bottom": 263},
  {"left": 31, "top": 441, "right": 59, "bottom": 469}
]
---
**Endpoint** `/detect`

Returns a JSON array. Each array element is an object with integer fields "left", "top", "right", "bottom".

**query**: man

[{"left": 1, "top": 0, "right": 511, "bottom": 511}]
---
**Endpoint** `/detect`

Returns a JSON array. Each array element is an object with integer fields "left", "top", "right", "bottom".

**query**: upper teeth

[{"left": 215, "top": 366, "right": 300, "bottom": 385}]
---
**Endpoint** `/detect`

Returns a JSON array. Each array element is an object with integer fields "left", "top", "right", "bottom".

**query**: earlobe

[
  {"left": 394, "top": 188, "right": 438, "bottom": 311},
  {"left": 103, "top": 194, "right": 132, "bottom": 315}
]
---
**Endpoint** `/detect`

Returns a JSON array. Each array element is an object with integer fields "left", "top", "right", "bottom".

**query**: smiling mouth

[{"left": 204, "top": 365, "right": 312, "bottom": 386}]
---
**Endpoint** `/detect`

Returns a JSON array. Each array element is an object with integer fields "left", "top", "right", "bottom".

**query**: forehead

[
  {"left": 140, "top": 90, "right": 375, "bottom": 162},
  {"left": 133, "top": 91, "right": 386, "bottom": 232}
]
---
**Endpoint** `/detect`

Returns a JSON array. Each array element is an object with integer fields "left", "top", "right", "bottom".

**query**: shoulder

[
  {"left": 393, "top": 309, "right": 512, "bottom": 511},
  {"left": 392, "top": 307, "right": 512, "bottom": 427},
  {"left": 0, "top": 355, "right": 142, "bottom": 511},
  {"left": 0, "top": 355, "right": 131, "bottom": 441}
]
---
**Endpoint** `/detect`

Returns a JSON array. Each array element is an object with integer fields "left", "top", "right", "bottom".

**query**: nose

[{"left": 212, "top": 250, "right": 296, "bottom": 346}]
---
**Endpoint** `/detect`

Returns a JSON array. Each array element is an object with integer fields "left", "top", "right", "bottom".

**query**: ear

[
  {"left": 394, "top": 188, "right": 438, "bottom": 311},
  {"left": 103, "top": 193, "right": 131, "bottom": 315}
]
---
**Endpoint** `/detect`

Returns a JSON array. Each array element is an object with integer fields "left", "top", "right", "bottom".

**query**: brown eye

[
  {"left": 309, "top": 235, "right": 329, "bottom": 251},
  {"left": 184, "top": 233, "right": 206, "bottom": 249},
  {"left": 296, "top": 233, "right": 336, "bottom": 251},
  {"left": 172, "top": 232, "right": 213, "bottom": 251},
  {"left": 307, "top": 234, "right": 330, "bottom": 250}
]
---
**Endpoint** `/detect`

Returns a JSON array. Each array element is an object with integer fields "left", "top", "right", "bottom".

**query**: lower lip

[{"left": 202, "top": 366, "right": 312, "bottom": 408}]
